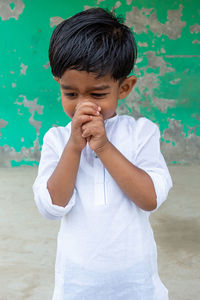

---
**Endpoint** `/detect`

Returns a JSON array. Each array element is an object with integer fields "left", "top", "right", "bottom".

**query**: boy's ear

[
  {"left": 118, "top": 75, "right": 137, "bottom": 99},
  {"left": 53, "top": 76, "right": 60, "bottom": 84}
]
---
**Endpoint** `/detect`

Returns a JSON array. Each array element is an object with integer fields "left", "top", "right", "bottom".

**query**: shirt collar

[{"left": 104, "top": 114, "right": 118, "bottom": 125}]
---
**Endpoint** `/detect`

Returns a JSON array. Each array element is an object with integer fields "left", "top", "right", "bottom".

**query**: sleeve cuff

[
  {"left": 142, "top": 169, "right": 173, "bottom": 212},
  {"left": 33, "top": 179, "right": 76, "bottom": 220}
]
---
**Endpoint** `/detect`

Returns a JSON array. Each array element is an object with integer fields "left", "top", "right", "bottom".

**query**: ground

[{"left": 0, "top": 165, "right": 199, "bottom": 300}]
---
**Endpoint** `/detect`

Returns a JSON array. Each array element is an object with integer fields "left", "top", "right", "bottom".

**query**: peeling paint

[
  {"left": 0, "top": 138, "right": 40, "bottom": 167},
  {"left": 194, "top": 113, "right": 200, "bottom": 121},
  {"left": 126, "top": 5, "right": 186, "bottom": 39},
  {"left": 152, "top": 97, "right": 175, "bottom": 112},
  {"left": 97, "top": 0, "right": 105, "bottom": 4},
  {"left": 161, "top": 119, "right": 200, "bottom": 164},
  {"left": 43, "top": 61, "right": 50, "bottom": 69},
  {"left": 138, "top": 41, "right": 148, "bottom": 47},
  {"left": 9, "top": 2, "right": 15, "bottom": 10},
  {"left": 15, "top": 96, "right": 43, "bottom": 135},
  {"left": 112, "top": 1, "right": 121, "bottom": 10},
  {"left": 192, "top": 39, "right": 200, "bottom": 44},
  {"left": 165, "top": 55, "right": 200, "bottom": 58},
  {"left": 0, "top": 119, "right": 8, "bottom": 129},
  {"left": 170, "top": 78, "right": 181, "bottom": 85},
  {"left": 20, "top": 63, "right": 28, "bottom": 75},
  {"left": 0, "top": 119, "right": 8, "bottom": 139},
  {"left": 146, "top": 51, "right": 175, "bottom": 75},
  {"left": 126, "top": 0, "right": 132, "bottom": 5},
  {"left": 50, "top": 16, "right": 64, "bottom": 28},
  {"left": 0, "top": 0, "right": 199, "bottom": 166},
  {"left": 0, "top": 0, "right": 25, "bottom": 21},
  {"left": 84, "top": 5, "right": 93, "bottom": 10},
  {"left": 190, "top": 24, "right": 200, "bottom": 34}
]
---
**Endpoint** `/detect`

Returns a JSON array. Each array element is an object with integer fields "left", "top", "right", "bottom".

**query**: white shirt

[{"left": 33, "top": 114, "right": 173, "bottom": 300}]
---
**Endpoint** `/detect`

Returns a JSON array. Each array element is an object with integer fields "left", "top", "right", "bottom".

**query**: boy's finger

[
  {"left": 75, "top": 102, "right": 101, "bottom": 113},
  {"left": 74, "top": 115, "right": 93, "bottom": 126},
  {"left": 75, "top": 106, "right": 100, "bottom": 118},
  {"left": 82, "top": 128, "right": 91, "bottom": 138},
  {"left": 82, "top": 114, "right": 104, "bottom": 128}
]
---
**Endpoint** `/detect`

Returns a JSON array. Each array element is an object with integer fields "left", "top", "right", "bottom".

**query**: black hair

[{"left": 49, "top": 7, "right": 137, "bottom": 83}]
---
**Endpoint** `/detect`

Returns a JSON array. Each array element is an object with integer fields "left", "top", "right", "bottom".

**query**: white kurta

[{"left": 33, "top": 114, "right": 173, "bottom": 300}]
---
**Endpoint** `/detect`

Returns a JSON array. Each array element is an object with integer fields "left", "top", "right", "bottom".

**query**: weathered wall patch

[{"left": 0, "top": 0, "right": 199, "bottom": 166}]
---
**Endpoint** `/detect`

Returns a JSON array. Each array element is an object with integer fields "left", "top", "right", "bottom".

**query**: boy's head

[{"left": 49, "top": 7, "right": 137, "bottom": 119}]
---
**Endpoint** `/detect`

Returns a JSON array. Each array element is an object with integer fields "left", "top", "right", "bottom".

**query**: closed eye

[
  {"left": 91, "top": 93, "right": 108, "bottom": 97},
  {"left": 64, "top": 93, "right": 77, "bottom": 97},
  {"left": 64, "top": 92, "right": 109, "bottom": 98}
]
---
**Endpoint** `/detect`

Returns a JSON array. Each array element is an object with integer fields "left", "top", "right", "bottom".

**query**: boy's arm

[
  {"left": 32, "top": 127, "right": 78, "bottom": 219},
  {"left": 96, "top": 142, "right": 157, "bottom": 211},
  {"left": 82, "top": 115, "right": 160, "bottom": 211},
  {"left": 47, "top": 102, "right": 101, "bottom": 207},
  {"left": 47, "top": 142, "right": 82, "bottom": 207}
]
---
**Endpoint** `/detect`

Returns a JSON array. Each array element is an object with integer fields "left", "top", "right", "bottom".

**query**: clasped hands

[{"left": 69, "top": 101, "right": 109, "bottom": 154}]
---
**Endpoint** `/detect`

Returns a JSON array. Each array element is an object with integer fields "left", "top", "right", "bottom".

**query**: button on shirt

[{"left": 33, "top": 115, "right": 173, "bottom": 300}]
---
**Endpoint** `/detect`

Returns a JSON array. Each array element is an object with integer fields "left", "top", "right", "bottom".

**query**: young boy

[{"left": 33, "top": 7, "right": 172, "bottom": 300}]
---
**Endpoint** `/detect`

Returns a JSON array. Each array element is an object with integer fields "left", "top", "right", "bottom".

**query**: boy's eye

[
  {"left": 64, "top": 92, "right": 108, "bottom": 98},
  {"left": 64, "top": 93, "right": 77, "bottom": 98},
  {"left": 91, "top": 93, "right": 108, "bottom": 98}
]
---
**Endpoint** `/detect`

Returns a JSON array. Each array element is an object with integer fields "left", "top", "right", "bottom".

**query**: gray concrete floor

[{"left": 0, "top": 165, "right": 199, "bottom": 300}]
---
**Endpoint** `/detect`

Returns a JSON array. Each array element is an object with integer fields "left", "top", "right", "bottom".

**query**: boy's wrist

[
  {"left": 95, "top": 140, "right": 111, "bottom": 156},
  {"left": 67, "top": 138, "right": 83, "bottom": 155}
]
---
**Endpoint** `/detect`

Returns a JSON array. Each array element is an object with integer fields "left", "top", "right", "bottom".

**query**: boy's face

[{"left": 54, "top": 69, "right": 136, "bottom": 120}]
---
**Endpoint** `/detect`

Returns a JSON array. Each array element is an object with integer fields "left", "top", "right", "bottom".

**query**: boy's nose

[
  {"left": 75, "top": 97, "right": 98, "bottom": 112},
  {"left": 81, "top": 97, "right": 90, "bottom": 102},
  {"left": 78, "top": 97, "right": 96, "bottom": 105}
]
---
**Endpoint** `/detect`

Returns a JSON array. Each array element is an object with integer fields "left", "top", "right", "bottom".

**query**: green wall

[{"left": 0, "top": 0, "right": 199, "bottom": 166}]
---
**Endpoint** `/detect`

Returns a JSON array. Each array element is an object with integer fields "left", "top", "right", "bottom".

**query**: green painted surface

[{"left": 0, "top": 0, "right": 199, "bottom": 166}]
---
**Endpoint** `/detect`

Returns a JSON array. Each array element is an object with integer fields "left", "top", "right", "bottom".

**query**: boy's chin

[{"left": 104, "top": 112, "right": 117, "bottom": 120}]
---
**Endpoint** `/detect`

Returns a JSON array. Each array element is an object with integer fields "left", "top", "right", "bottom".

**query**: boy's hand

[
  {"left": 68, "top": 101, "right": 101, "bottom": 152},
  {"left": 81, "top": 113, "right": 108, "bottom": 153}
]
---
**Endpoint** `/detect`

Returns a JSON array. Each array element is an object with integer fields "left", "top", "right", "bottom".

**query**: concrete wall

[{"left": 0, "top": 0, "right": 199, "bottom": 167}]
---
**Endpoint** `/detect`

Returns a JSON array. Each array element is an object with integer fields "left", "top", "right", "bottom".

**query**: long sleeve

[
  {"left": 134, "top": 118, "right": 173, "bottom": 212},
  {"left": 32, "top": 127, "right": 76, "bottom": 220}
]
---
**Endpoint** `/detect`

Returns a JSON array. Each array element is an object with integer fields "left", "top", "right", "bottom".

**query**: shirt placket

[{"left": 93, "top": 152, "right": 106, "bottom": 206}]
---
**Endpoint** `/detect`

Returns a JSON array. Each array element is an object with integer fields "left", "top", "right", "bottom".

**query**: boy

[{"left": 33, "top": 7, "right": 172, "bottom": 300}]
